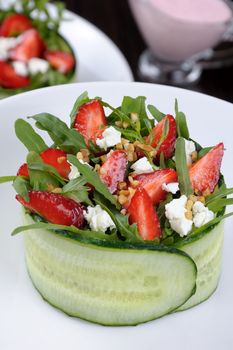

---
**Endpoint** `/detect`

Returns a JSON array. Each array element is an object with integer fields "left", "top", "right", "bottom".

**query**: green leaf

[
  {"left": 94, "top": 191, "right": 142, "bottom": 242},
  {"left": 0, "top": 176, "right": 17, "bottom": 183},
  {"left": 147, "top": 104, "right": 165, "bottom": 122},
  {"left": 27, "top": 151, "right": 60, "bottom": 191},
  {"left": 175, "top": 137, "right": 193, "bottom": 196},
  {"left": 175, "top": 99, "right": 189, "bottom": 139},
  {"left": 29, "top": 113, "right": 86, "bottom": 153},
  {"left": 28, "top": 162, "right": 66, "bottom": 185},
  {"left": 13, "top": 176, "right": 31, "bottom": 202},
  {"left": 206, "top": 185, "right": 233, "bottom": 204},
  {"left": 15, "top": 119, "right": 47, "bottom": 153},
  {"left": 62, "top": 176, "right": 87, "bottom": 192},
  {"left": 64, "top": 191, "right": 93, "bottom": 206},
  {"left": 207, "top": 198, "right": 233, "bottom": 212},
  {"left": 198, "top": 147, "right": 213, "bottom": 159},
  {"left": 70, "top": 91, "right": 90, "bottom": 126},
  {"left": 159, "top": 153, "right": 166, "bottom": 169},
  {"left": 62, "top": 176, "right": 92, "bottom": 205},
  {"left": 68, "top": 155, "right": 119, "bottom": 208}
]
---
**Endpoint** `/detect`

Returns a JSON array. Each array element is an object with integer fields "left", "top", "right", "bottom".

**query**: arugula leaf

[
  {"left": 13, "top": 176, "right": 31, "bottom": 202},
  {"left": 147, "top": 104, "right": 165, "bottom": 122},
  {"left": 62, "top": 176, "right": 87, "bottom": 192},
  {"left": 15, "top": 119, "right": 47, "bottom": 153},
  {"left": 68, "top": 155, "right": 119, "bottom": 208},
  {"left": 175, "top": 99, "right": 190, "bottom": 139},
  {"left": 207, "top": 198, "right": 233, "bottom": 212},
  {"left": 175, "top": 137, "right": 193, "bottom": 196},
  {"left": 62, "top": 176, "right": 92, "bottom": 206},
  {"left": 206, "top": 185, "right": 233, "bottom": 204},
  {"left": 70, "top": 91, "right": 90, "bottom": 126},
  {"left": 94, "top": 191, "right": 142, "bottom": 242},
  {"left": 28, "top": 162, "right": 66, "bottom": 185},
  {"left": 0, "top": 176, "right": 17, "bottom": 183},
  {"left": 64, "top": 191, "right": 93, "bottom": 206},
  {"left": 198, "top": 147, "right": 213, "bottom": 159},
  {"left": 29, "top": 113, "right": 86, "bottom": 153},
  {"left": 27, "top": 151, "right": 60, "bottom": 191},
  {"left": 159, "top": 153, "right": 166, "bottom": 169}
]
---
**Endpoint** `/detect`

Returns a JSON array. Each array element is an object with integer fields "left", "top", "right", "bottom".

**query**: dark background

[{"left": 63, "top": 0, "right": 233, "bottom": 103}]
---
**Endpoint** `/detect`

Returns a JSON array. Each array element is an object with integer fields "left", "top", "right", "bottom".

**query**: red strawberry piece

[
  {"left": 73, "top": 100, "right": 107, "bottom": 145},
  {"left": 17, "top": 163, "right": 29, "bottom": 177},
  {"left": 16, "top": 148, "right": 71, "bottom": 179},
  {"left": 40, "top": 148, "right": 71, "bottom": 179},
  {"left": 189, "top": 143, "right": 224, "bottom": 195},
  {"left": 0, "top": 61, "right": 30, "bottom": 88},
  {"left": 44, "top": 50, "right": 75, "bottom": 74},
  {"left": 134, "top": 168, "right": 177, "bottom": 205},
  {"left": 99, "top": 150, "right": 127, "bottom": 194},
  {"left": 9, "top": 29, "right": 45, "bottom": 62},
  {"left": 16, "top": 191, "right": 85, "bottom": 228},
  {"left": 0, "top": 14, "right": 33, "bottom": 37},
  {"left": 127, "top": 187, "right": 161, "bottom": 240},
  {"left": 146, "top": 114, "right": 176, "bottom": 160}
]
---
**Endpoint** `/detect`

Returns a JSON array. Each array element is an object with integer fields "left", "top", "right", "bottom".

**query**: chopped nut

[
  {"left": 47, "top": 184, "right": 56, "bottom": 192},
  {"left": 120, "top": 208, "right": 127, "bottom": 215},
  {"left": 186, "top": 199, "right": 194, "bottom": 210},
  {"left": 76, "top": 152, "right": 83, "bottom": 160},
  {"left": 121, "top": 138, "right": 129, "bottom": 145},
  {"left": 115, "top": 142, "right": 123, "bottom": 150},
  {"left": 189, "top": 194, "right": 198, "bottom": 202},
  {"left": 128, "top": 187, "right": 136, "bottom": 197},
  {"left": 94, "top": 164, "right": 101, "bottom": 172},
  {"left": 115, "top": 121, "right": 123, "bottom": 127},
  {"left": 118, "top": 194, "right": 128, "bottom": 205},
  {"left": 123, "top": 143, "right": 130, "bottom": 150},
  {"left": 113, "top": 194, "right": 118, "bottom": 200},
  {"left": 132, "top": 152, "right": 138, "bottom": 162},
  {"left": 130, "top": 112, "right": 138, "bottom": 122},
  {"left": 203, "top": 189, "right": 211, "bottom": 197},
  {"left": 185, "top": 210, "right": 193, "bottom": 220},
  {"left": 119, "top": 190, "right": 130, "bottom": 196},
  {"left": 134, "top": 141, "right": 154, "bottom": 152},
  {"left": 126, "top": 144, "right": 134, "bottom": 152},
  {"left": 80, "top": 148, "right": 90, "bottom": 162},
  {"left": 197, "top": 196, "right": 205, "bottom": 204},
  {"left": 118, "top": 181, "right": 127, "bottom": 190},
  {"left": 57, "top": 156, "right": 66, "bottom": 164},
  {"left": 191, "top": 151, "right": 198, "bottom": 162},
  {"left": 122, "top": 121, "right": 129, "bottom": 129},
  {"left": 99, "top": 167, "right": 107, "bottom": 175},
  {"left": 100, "top": 155, "right": 107, "bottom": 163},
  {"left": 52, "top": 187, "right": 62, "bottom": 194},
  {"left": 127, "top": 152, "right": 134, "bottom": 162}
]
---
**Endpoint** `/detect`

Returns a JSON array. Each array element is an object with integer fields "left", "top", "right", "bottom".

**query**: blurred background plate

[{"left": 60, "top": 9, "right": 133, "bottom": 82}]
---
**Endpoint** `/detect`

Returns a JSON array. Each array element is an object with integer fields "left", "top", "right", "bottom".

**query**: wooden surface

[{"left": 64, "top": 0, "right": 233, "bottom": 103}]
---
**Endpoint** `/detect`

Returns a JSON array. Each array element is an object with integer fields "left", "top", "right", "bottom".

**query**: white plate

[
  {"left": 0, "top": 82, "right": 232, "bottom": 350},
  {"left": 60, "top": 10, "right": 133, "bottom": 82}
]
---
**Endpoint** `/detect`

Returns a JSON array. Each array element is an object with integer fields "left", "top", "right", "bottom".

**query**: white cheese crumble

[
  {"left": 68, "top": 160, "right": 92, "bottom": 180},
  {"left": 0, "top": 37, "right": 20, "bottom": 60},
  {"left": 162, "top": 182, "right": 179, "bottom": 194},
  {"left": 84, "top": 205, "right": 116, "bottom": 233},
  {"left": 192, "top": 201, "right": 214, "bottom": 228},
  {"left": 130, "top": 157, "right": 154, "bottom": 175},
  {"left": 96, "top": 126, "right": 121, "bottom": 150},
  {"left": 28, "top": 58, "right": 49, "bottom": 75},
  {"left": 184, "top": 139, "right": 196, "bottom": 165},
  {"left": 12, "top": 61, "right": 28, "bottom": 77},
  {"left": 165, "top": 195, "right": 192, "bottom": 237}
]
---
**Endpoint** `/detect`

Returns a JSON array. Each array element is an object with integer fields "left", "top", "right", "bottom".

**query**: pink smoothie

[{"left": 129, "top": 0, "right": 232, "bottom": 61}]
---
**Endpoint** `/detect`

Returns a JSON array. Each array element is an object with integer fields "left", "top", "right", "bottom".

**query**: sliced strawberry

[
  {"left": 73, "top": 100, "right": 107, "bottom": 145},
  {"left": 99, "top": 150, "right": 127, "bottom": 194},
  {"left": 16, "top": 191, "right": 85, "bottom": 228},
  {"left": 40, "top": 148, "right": 71, "bottom": 179},
  {"left": 127, "top": 187, "right": 161, "bottom": 240},
  {"left": 134, "top": 169, "right": 177, "bottom": 205},
  {"left": 44, "top": 50, "right": 75, "bottom": 74},
  {"left": 0, "top": 61, "right": 30, "bottom": 88},
  {"left": 146, "top": 114, "right": 176, "bottom": 160},
  {"left": 189, "top": 143, "right": 224, "bottom": 195},
  {"left": 16, "top": 148, "right": 71, "bottom": 179},
  {"left": 0, "top": 14, "right": 33, "bottom": 37},
  {"left": 9, "top": 29, "right": 45, "bottom": 62},
  {"left": 17, "top": 163, "right": 29, "bottom": 177}
]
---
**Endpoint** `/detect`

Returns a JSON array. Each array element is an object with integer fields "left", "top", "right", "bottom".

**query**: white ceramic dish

[{"left": 0, "top": 82, "right": 232, "bottom": 350}]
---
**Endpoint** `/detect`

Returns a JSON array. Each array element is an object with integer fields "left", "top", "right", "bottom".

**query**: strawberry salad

[
  {"left": 1, "top": 91, "right": 232, "bottom": 246},
  {"left": 0, "top": 0, "right": 75, "bottom": 97}
]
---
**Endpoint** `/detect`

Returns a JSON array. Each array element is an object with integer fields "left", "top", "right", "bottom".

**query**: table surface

[{"left": 64, "top": 0, "right": 233, "bottom": 103}]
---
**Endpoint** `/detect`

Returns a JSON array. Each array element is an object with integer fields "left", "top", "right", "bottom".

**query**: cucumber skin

[
  {"left": 23, "top": 213, "right": 197, "bottom": 326},
  {"left": 177, "top": 221, "right": 224, "bottom": 311}
]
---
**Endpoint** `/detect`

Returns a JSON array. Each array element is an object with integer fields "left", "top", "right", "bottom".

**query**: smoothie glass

[{"left": 129, "top": 0, "right": 233, "bottom": 85}]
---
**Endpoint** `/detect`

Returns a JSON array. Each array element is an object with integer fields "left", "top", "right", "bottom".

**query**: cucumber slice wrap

[{"left": 23, "top": 213, "right": 197, "bottom": 326}]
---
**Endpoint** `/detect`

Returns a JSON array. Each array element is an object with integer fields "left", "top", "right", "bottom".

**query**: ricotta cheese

[
  {"left": 192, "top": 201, "right": 215, "bottom": 228},
  {"left": 68, "top": 160, "right": 92, "bottom": 180},
  {"left": 84, "top": 205, "right": 116, "bottom": 232},
  {"left": 130, "top": 157, "right": 154, "bottom": 175},
  {"left": 162, "top": 182, "right": 179, "bottom": 194},
  {"left": 28, "top": 58, "right": 49, "bottom": 75},
  {"left": 12, "top": 61, "right": 28, "bottom": 77},
  {"left": 184, "top": 139, "right": 196, "bottom": 165},
  {"left": 96, "top": 126, "right": 121, "bottom": 150},
  {"left": 0, "top": 37, "right": 20, "bottom": 60},
  {"left": 165, "top": 195, "right": 192, "bottom": 237}
]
